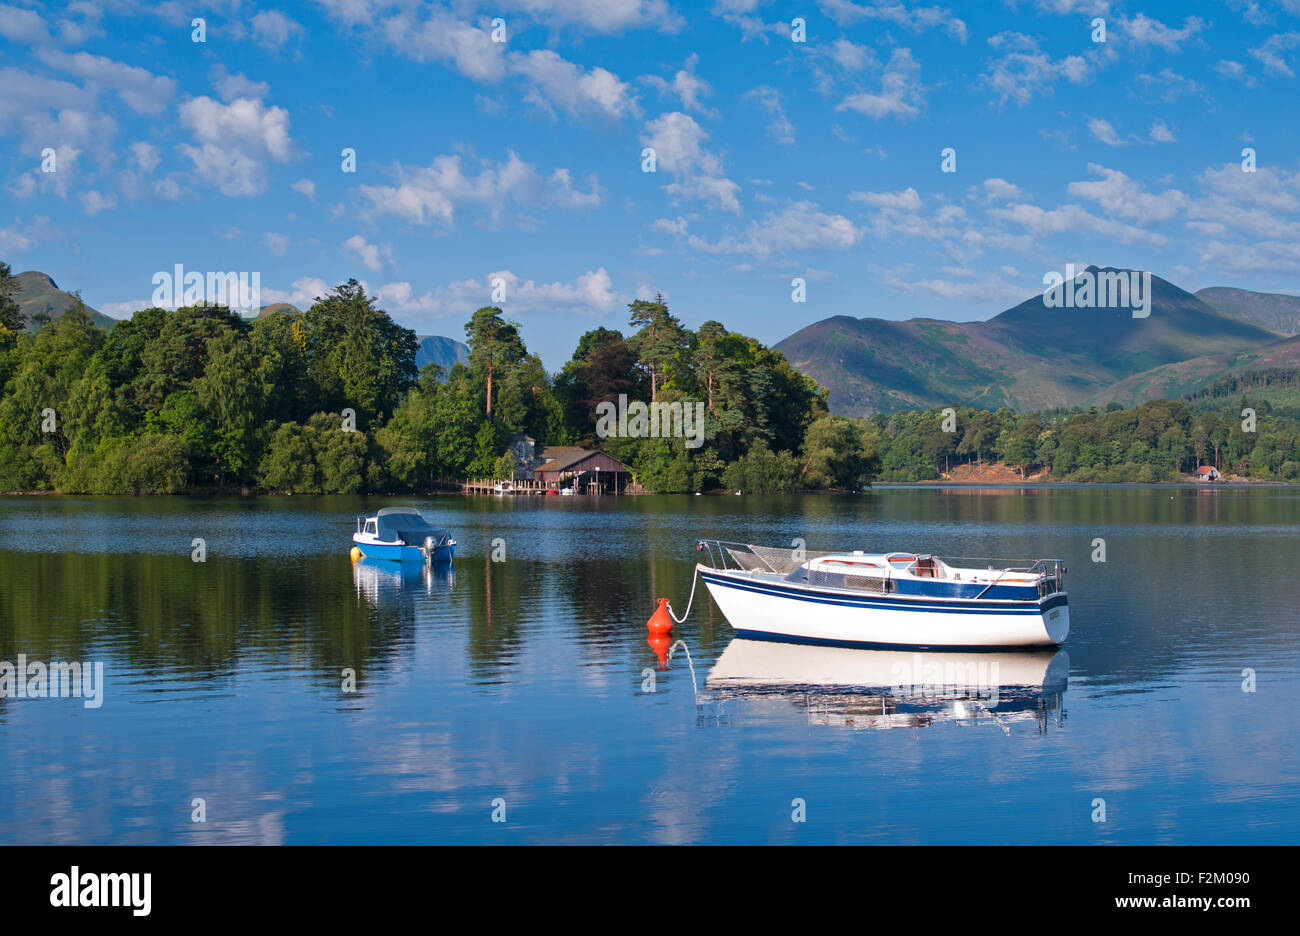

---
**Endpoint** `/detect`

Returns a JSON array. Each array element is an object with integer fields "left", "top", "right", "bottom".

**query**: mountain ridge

[{"left": 775, "top": 267, "right": 1292, "bottom": 415}]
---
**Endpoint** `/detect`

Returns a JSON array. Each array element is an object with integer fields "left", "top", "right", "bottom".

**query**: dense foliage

[
  {"left": 2, "top": 265, "right": 1296, "bottom": 493},
  {"left": 873, "top": 398, "right": 1300, "bottom": 482}
]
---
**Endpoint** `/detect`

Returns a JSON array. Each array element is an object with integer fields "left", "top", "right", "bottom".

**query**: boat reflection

[
  {"left": 705, "top": 639, "right": 1067, "bottom": 731},
  {"left": 352, "top": 557, "right": 455, "bottom": 604}
]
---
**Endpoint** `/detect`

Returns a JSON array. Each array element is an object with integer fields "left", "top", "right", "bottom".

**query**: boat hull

[
  {"left": 699, "top": 565, "right": 1068, "bottom": 649},
  {"left": 353, "top": 536, "right": 455, "bottom": 564}
]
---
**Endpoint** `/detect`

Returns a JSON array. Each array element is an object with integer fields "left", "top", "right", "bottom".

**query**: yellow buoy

[{"left": 350, "top": 546, "right": 362, "bottom": 562}]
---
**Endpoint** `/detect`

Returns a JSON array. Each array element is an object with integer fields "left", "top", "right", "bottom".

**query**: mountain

[
  {"left": 775, "top": 268, "right": 1285, "bottom": 416},
  {"left": 416, "top": 335, "right": 470, "bottom": 372},
  {"left": 257, "top": 302, "right": 301, "bottom": 317},
  {"left": 11, "top": 271, "right": 118, "bottom": 331},
  {"left": 1194, "top": 287, "right": 1300, "bottom": 336},
  {"left": 1092, "top": 332, "right": 1300, "bottom": 407}
]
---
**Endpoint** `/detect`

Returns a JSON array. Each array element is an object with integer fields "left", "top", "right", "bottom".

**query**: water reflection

[
  {"left": 703, "top": 639, "right": 1068, "bottom": 731},
  {"left": 351, "top": 557, "right": 455, "bottom": 604}
]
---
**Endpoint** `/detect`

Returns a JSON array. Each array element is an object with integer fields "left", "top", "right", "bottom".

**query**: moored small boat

[
  {"left": 353, "top": 508, "right": 455, "bottom": 563},
  {"left": 694, "top": 540, "right": 1068, "bottom": 649}
]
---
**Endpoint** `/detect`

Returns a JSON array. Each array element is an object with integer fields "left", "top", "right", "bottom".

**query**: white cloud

[
  {"left": 382, "top": 11, "right": 506, "bottom": 82},
  {"left": 1087, "top": 117, "right": 1127, "bottom": 146},
  {"left": 511, "top": 49, "right": 638, "bottom": 120},
  {"left": 1117, "top": 14, "right": 1205, "bottom": 51},
  {"left": 372, "top": 267, "right": 620, "bottom": 321},
  {"left": 1215, "top": 59, "right": 1256, "bottom": 86},
  {"left": 1135, "top": 68, "right": 1200, "bottom": 101},
  {"left": 643, "top": 53, "right": 714, "bottom": 116},
  {"left": 130, "top": 141, "right": 160, "bottom": 174},
  {"left": 837, "top": 48, "right": 923, "bottom": 120},
  {"left": 263, "top": 231, "right": 290, "bottom": 255},
  {"left": 1066, "top": 163, "right": 1188, "bottom": 223},
  {"left": 0, "top": 215, "right": 49, "bottom": 253},
  {"left": 981, "top": 178, "right": 1023, "bottom": 201},
  {"left": 0, "top": 3, "right": 50, "bottom": 43},
  {"left": 497, "top": 0, "right": 682, "bottom": 34},
  {"left": 982, "top": 34, "right": 1092, "bottom": 106},
  {"left": 1149, "top": 120, "right": 1175, "bottom": 143},
  {"left": 652, "top": 216, "right": 689, "bottom": 235},
  {"left": 685, "top": 201, "right": 863, "bottom": 259},
  {"left": 80, "top": 189, "right": 117, "bottom": 216},
  {"left": 1250, "top": 32, "right": 1300, "bottom": 77},
  {"left": 292, "top": 178, "right": 316, "bottom": 200},
  {"left": 343, "top": 234, "right": 392, "bottom": 270},
  {"left": 882, "top": 270, "right": 1026, "bottom": 304},
  {"left": 358, "top": 151, "right": 600, "bottom": 226},
  {"left": 641, "top": 111, "right": 741, "bottom": 213},
  {"left": 991, "top": 201, "right": 1168, "bottom": 246},
  {"left": 34, "top": 49, "right": 175, "bottom": 115},
  {"left": 816, "top": 0, "right": 968, "bottom": 42},
  {"left": 261, "top": 277, "right": 331, "bottom": 309},
  {"left": 212, "top": 66, "right": 270, "bottom": 102},
  {"left": 250, "top": 10, "right": 304, "bottom": 49},
  {"left": 849, "top": 187, "right": 922, "bottom": 211},
  {"left": 1200, "top": 239, "right": 1300, "bottom": 273},
  {"left": 829, "top": 38, "right": 875, "bottom": 72},
  {"left": 177, "top": 95, "right": 293, "bottom": 196},
  {"left": 746, "top": 86, "right": 794, "bottom": 144}
]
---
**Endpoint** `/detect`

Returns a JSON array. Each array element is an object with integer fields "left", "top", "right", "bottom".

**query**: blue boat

[{"left": 353, "top": 508, "right": 456, "bottom": 564}]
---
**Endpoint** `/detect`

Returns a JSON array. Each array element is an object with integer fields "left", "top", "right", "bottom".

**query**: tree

[
  {"left": 555, "top": 328, "right": 644, "bottom": 438},
  {"left": 628, "top": 293, "right": 687, "bottom": 401},
  {"left": 194, "top": 331, "right": 264, "bottom": 484},
  {"left": 465, "top": 306, "right": 525, "bottom": 419},
  {"left": 0, "top": 262, "right": 23, "bottom": 334},
  {"left": 302, "top": 280, "right": 418, "bottom": 424},
  {"left": 801, "top": 415, "right": 878, "bottom": 489}
]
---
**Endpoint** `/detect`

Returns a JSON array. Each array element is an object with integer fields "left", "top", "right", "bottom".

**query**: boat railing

[
  {"left": 697, "top": 542, "right": 1066, "bottom": 596},
  {"left": 938, "top": 557, "right": 1066, "bottom": 597},
  {"left": 695, "top": 540, "right": 833, "bottom": 575}
]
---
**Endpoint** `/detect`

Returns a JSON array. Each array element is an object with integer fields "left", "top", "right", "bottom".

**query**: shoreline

[{"left": 3, "top": 479, "right": 1296, "bottom": 497}]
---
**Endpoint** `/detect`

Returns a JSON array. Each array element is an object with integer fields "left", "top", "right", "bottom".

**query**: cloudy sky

[{"left": 3, "top": 0, "right": 1300, "bottom": 366}]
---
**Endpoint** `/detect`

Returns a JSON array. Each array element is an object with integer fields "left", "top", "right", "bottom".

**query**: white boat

[{"left": 694, "top": 540, "right": 1068, "bottom": 649}]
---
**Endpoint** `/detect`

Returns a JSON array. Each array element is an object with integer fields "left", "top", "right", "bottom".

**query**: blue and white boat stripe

[{"left": 699, "top": 568, "right": 1066, "bottom": 616}]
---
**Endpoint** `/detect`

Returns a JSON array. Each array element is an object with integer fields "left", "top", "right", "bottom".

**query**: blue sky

[{"left": 3, "top": 0, "right": 1300, "bottom": 367}]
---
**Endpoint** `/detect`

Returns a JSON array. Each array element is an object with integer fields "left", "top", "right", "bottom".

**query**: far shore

[{"left": 4, "top": 478, "right": 1296, "bottom": 497}]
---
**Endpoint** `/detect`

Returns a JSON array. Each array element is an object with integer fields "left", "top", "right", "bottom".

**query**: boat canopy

[{"left": 373, "top": 508, "right": 453, "bottom": 546}]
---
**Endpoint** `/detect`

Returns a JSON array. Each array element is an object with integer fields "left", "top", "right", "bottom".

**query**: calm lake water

[{"left": 1, "top": 487, "right": 1297, "bottom": 845}]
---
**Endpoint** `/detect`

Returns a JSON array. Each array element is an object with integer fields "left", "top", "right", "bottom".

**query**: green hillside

[
  {"left": 12, "top": 271, "right": 117, "bottom": 330},
  {"left": 776, "top": 268, "right": 1284, "bottom": 416},
  {"left": 1195, "top": 286, "right": 1300, "bottom": 336}
]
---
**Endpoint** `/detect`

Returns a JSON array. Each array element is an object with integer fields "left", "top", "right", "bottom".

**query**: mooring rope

[{"left": 666, "top": 565, "right": 702, "bottom": 624}]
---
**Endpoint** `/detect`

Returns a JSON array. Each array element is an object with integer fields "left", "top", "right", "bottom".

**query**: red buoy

[
  {"left": 646, "top": 597, "right": 673, "bottom": 634},
  {"left": 647, "top": 632, "right": 671, "bottom": 667}
]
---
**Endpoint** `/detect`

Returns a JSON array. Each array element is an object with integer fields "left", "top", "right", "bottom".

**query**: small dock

[
  {"left": 461, "top": 479, "right": 549, "bottom": 495},
  {"left": 460, "top": 478, "right": 622, "bottom": 495}
]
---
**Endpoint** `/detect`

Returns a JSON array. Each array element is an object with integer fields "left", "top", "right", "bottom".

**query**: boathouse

[
  {"left": 1194, "top": 465, "right": 1221, "bottom": 482},
  {"left": 533, "top": 449, "right": 633, "bottom": 493}
]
